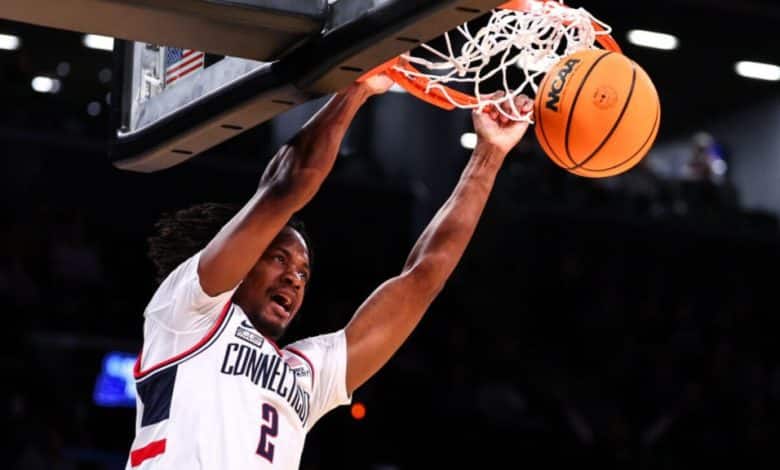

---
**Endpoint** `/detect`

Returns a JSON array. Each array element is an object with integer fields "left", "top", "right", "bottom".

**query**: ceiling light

[
  {"left": 31, "top": 76, "right": 61, "bottom": 94},
  {"left": 0, "top": 33, "right": 21, "bottom": 51},
  {"left": 82, "top": 34, "right": 114, "bottom": 51},
  {"left": 735, "top": 61, "right": 780, "bottom": 82},
  {"left": 627, "top": 30, "right": 679, "bottom": 51}
]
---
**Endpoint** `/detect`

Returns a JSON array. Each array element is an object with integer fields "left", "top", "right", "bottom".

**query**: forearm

[
  {"left": 343, "top": 95, "right": 530, "bottom": 393},
  {"left": 258, "top": 83, "right": 373, "bottom": 209},
  {"left": 199, "top": 83, "right": 374, "bottom": 295},
  {"left": 343, "top": 143, "right": 507, "bottom": 392},
  {"left": 404, "top": 142, "right": 506, "bottom": 290}
]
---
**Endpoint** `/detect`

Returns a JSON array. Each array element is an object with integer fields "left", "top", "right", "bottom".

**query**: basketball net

[{"left": 371, "top": 0, "right": 620, "bottom": 123}]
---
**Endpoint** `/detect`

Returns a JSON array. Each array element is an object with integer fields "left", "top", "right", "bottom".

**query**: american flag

[{"left": 164, "top": 47, "right": 205, "bottom": 86}]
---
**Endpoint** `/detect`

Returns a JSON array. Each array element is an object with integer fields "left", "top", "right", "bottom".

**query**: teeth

[{"left": 272, "top": 294, "right": 290, "bottom": 310}]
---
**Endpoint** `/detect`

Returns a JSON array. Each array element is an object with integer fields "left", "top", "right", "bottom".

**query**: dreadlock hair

[{"left": 147, "top": 202, "right": 314, "bottom": 285}]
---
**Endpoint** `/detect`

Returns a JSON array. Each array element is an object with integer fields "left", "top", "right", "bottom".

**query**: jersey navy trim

[
  {"left": 134, "top": 300, "right": 233, "bottom": 380},
  {"left": 137, "top": 364, "right": 177, "bottom": 426}
]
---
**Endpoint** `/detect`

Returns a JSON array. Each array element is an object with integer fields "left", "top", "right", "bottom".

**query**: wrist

[
  {"left": 345, "top": 82, "right": 374, "bottom": 102},
  {"left": 471, "top": 142, "right": 507, "bottom": 171},
  {"left": 472, "top": 141, "right": 508, "bottom": 166}
]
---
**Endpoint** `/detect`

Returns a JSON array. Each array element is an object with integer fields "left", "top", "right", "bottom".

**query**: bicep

[{"left": 198, "top": 192, "right": 294, "bottom": 296}]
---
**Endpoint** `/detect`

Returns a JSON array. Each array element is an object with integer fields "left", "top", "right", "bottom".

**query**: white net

[{"left": 393, "top": 0, "right": 614, "bottom": 122}]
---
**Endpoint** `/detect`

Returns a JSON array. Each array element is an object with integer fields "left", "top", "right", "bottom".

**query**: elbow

[
  {"left": 258, "top": 142, "right": 330, "bottom": 208},
  {"left": 261, "top": 167, "right": 325, "bottom": 209},
  {"left": 402, "top": 255, "right": 448, "bottom": 298}
]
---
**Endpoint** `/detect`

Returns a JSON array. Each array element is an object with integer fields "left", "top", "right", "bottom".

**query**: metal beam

[{"left": 0, "top": 0, "right": 327, "bottom": 60}]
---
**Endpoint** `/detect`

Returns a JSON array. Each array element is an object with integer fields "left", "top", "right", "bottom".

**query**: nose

[{"left": 281, "top": 268, "right": 303, "bottom": 290}]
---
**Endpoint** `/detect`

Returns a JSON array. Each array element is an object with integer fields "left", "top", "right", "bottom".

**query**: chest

[{"left": 178, "top": 313, "right": 314, "bottom": 424}]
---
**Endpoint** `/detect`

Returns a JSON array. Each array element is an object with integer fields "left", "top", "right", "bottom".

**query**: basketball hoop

[{"left": 361, "top": 0, "right": 621, "bottom": 122}]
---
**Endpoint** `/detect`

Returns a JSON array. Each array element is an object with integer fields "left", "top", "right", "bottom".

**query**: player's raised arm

[
  {"left": 343, "top": 95, "right": 535, "bottom": 394},
  {"left": 197, "top": 75, "right": 393, "bottom": 296}
]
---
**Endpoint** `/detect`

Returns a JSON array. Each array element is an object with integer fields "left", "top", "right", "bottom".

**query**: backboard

[
  {"left": 108, "top": 0, "right": 516, "bottom": 172},
  {"left": 1, "top": 0, "right": 508, "bottom": 172}
]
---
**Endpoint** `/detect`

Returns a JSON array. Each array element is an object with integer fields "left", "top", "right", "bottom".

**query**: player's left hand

[{"left": 359, "top": 72, "right": 395, "bottom": 96}]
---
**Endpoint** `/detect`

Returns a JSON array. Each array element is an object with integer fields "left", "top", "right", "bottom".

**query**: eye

[
  {"left": 273, "top": 254, "right": 285, "bottom": 264},
  {"left": 298, "top": 271, "right": 309, "bottom": 282}
]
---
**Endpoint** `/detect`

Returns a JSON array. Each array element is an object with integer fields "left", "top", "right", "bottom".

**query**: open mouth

[{"left": 270, "top": 293, "right": 292, "bottom": 312}]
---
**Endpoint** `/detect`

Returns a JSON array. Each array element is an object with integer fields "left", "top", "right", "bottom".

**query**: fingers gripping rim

[
  {"left": 357, "top": 57, "right": 401, "bottom": 84},
  {"left": 358, "top": 58, "right": 477, "bottom": 110}
]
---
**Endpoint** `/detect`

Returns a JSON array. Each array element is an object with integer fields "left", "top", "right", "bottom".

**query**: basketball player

[{"left": 125, "top": 74, "right": 533, "bottom": 469}]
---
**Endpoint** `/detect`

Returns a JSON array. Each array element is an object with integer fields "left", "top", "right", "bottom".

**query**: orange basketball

[{"left": 533, "top": 49, "right": 660, "bottom": 178}]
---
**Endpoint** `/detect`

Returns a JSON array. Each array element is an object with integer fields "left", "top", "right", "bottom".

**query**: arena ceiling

[{"left": 0, "top": 0, "right": 777, "bottom": 161}]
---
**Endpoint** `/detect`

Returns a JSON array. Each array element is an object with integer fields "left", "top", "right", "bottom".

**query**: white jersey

[{"left": 126, "top": 252, "right": 351, "bottom": 470}]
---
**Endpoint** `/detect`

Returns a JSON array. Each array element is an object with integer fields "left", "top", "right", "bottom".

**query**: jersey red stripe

[
  {"left": 134, "top": 300, "right": 232, "bottom": 379},
  {"left": 130, "top": 439, "right": 166, "bottom": 467}
]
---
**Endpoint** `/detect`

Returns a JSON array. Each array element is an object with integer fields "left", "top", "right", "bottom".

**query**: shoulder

[
  {"left": 283, "top": 330, "right": 347, "bottom": 376},
  {"left": 284, "top": 329, "right": 346, "bottom": 356},
  {"left": 146, "top": 252, "right": 202, "bottom": 310}
]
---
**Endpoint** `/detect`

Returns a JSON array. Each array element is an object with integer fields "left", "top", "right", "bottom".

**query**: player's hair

[{"left": 147, "top": 202, "right": 314, "bottom": 284}]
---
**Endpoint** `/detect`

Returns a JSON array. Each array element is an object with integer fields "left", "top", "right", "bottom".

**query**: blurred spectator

[
  {"left": 680, "top": 132, "right": 739, "bottom": 212},
  {"left": 682, "top": 132, "right": 720, "bottom": 183}
]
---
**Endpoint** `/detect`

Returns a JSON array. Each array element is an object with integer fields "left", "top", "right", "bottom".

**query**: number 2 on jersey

[{"left": 257, "top": 403, "right": 278, "bottom": 462}]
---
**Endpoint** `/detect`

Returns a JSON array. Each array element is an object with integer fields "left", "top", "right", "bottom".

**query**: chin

[{"left": 253, "top": 314, "right": 287, "bottom": 340}]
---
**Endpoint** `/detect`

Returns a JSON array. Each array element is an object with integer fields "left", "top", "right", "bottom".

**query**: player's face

[{"left": 234, "top": 227, "right": 310, "bottom": 339}]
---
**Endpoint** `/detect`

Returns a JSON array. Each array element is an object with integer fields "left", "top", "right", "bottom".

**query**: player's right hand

[{"left": 472, "top": 93, "right": 533, "bottom": 155}]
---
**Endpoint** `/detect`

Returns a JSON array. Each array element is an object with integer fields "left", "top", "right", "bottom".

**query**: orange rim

[{"left": 358, "top": 0, "right": 621, "bottom": 111}]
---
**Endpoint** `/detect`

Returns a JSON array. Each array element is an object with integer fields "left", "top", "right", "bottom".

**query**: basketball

[{"left": 533, "top": 49, "right": 660, "bottom": 178}]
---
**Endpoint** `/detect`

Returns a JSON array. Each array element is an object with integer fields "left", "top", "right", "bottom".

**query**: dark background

[{"left": 2, "top": 1, "right": 780, "bottom": 468}]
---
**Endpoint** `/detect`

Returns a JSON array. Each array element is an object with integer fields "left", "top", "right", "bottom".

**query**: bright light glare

[
  {"left": 82, "top": 34, "right": 114, "bottom": 51},
  {"left": 735, "top": 61, "right": 780, "bottom": 81},
  {"left": 460, "top": 132, "right": 477, "bottom": 150},
  {"left": 389, "top": 83, "right": 406, "bottom": 94},
  {"left": 0, "top": 34, "right": 21, "bottom": 50},
  {"left": 627, "top": 30, "right": 679, "bottom": 51},
  {"left": 31, "top": 76, "right": 61, "bottom": 93}
]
